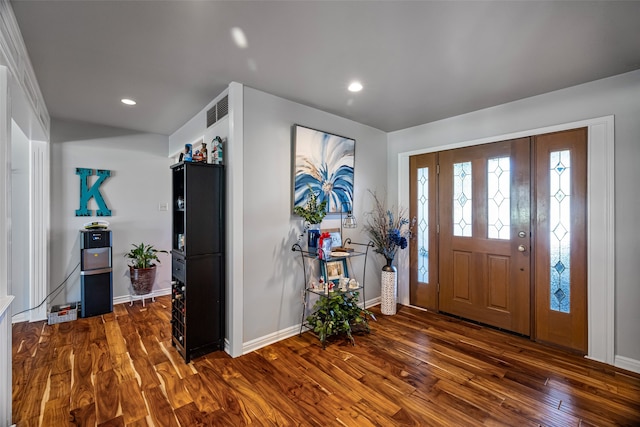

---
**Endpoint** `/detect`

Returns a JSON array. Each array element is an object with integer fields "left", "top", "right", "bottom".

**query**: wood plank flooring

[{"left": 12, "top": 295, "right": 640, "bottom": 426}]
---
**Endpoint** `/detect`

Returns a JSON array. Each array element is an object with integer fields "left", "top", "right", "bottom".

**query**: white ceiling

[{"left": 10, "top": 0, "right": 640, "bottom": 136}]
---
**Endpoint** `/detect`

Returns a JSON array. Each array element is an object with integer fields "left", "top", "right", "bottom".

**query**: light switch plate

[{"left": 158, "top": 202, "right": 169, "bottom": 211}]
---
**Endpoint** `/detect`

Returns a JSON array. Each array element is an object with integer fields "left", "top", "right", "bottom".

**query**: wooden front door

[
  {"left": 409, "top": 128, "right": 589, "bottom": 352},
  {"left": 438, "top": 138, "right": 532, "bottom": 335}
]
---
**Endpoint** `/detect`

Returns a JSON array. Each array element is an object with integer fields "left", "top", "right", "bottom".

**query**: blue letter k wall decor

[{"left": 76, "top": 168, "right": 112, "bottom": 216}]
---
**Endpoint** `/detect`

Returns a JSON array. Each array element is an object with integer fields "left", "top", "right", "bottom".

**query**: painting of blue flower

[{"left": 293, "top": 125, "right": 355, "bottom": 214}]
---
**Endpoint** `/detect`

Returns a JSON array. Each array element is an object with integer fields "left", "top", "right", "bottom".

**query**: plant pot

[{"left": 129, "top": 266, "right": 156, "bottom": 295}]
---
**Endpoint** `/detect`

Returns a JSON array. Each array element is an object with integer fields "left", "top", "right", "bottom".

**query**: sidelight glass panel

[
  {"left": 417, "top": 167, "right": 429, "bottom": 283},
  {"left": 453, "top": 162, "right": 472, "bottom": 237},
  {"left": 550, "top": 150, "right": 571, "bottom": 313},
  {"left": 487, "top": 157, "right": 511, "bottom": 240}
]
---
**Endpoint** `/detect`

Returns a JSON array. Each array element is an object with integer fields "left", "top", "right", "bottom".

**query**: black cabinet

[{"left": 170, "top": 162, "right": 225, "bottom": 362}]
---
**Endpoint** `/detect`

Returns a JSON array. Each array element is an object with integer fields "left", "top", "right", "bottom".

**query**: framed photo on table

[
  {"left": 322, "top": 228, "right": 342, "bottom": 248},
  {"left": 322, "top": 258, "right": 349, "bottom": 285}
]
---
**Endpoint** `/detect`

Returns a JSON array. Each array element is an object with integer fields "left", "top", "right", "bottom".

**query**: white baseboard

[
  {"left": 11, "top": 312, "right": 47, "bottom": 324},
  {"left": 11, "top": 313, "right": 28, "bottom": 324},
  {"left": 241, "top": 296, "right": 381, "bottom": 355},
  {"left": 242, "top": 324, "right": 301, "bottom": 355},
  {"left": 614, "top": 355, "right": 640, "bottom": 374},
  {"left": 113, "top": 287, "right": 171, "bottom": 306},
  {"left": 365, "top": 297, "right": 381, "bottom": 308},
  {"left": 11, "top": 288, "right": 173, "bottom": 324}
]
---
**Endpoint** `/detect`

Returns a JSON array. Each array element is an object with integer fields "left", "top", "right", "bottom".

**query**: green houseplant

[
  {"left": 293, "top": 184, "right": 327, "bottom": 224},
  {"left": 125, "top": 243, "right": 168, "bottom": 295},
  {"left": 294, "top": 184, "right": 327, "bottom": 249},
  {"left": 306, "top": 292, "right": 376, "bottom": 348}
]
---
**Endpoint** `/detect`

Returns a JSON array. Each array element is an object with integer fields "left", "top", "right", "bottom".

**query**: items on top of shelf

[
  {"left": 318, "top": 232, "right": 332, "bottom": 259},
  {"left": 329, "top": 251, "right": 349, "bottom": 258},
  {"left": 83, "top": 220, "right": 109, "bottom": 230},
  {"left": 199, "top": 142, "right": 208, "bottom": 163},
  {"left": 212, "top": 136, "right": 224, "bottom": 165},
  {"left": 332, "top": 246, "right": 354, "bottom": 253},
  {"left": 179, "top": 143, "right": 193, "bottom": 162}
]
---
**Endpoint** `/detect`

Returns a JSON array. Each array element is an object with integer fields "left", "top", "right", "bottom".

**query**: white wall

[
  {"left": 10, "top": 120, "right": 29, "bottom": 314},
  {"left": 50, "top": 119, "right": 172, "bottom": 306},
  {"left": 169, "top": 90, "right": 229, "bottom": 158},
  {"left": 242, "top": 87, "right": 388, "bottom": 343},
  {"left": 388, "top": 69, "right": 640, "bottom": 364}
]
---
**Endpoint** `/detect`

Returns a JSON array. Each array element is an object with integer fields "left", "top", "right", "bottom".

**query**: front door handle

[{"left": 518, "top": 244, "right": 526, "bottom": 252}]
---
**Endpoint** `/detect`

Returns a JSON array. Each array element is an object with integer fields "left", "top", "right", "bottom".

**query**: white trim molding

[
  {"left": 242, "top": 296, "right": 381, "bottom": 355},
  {"left": 243, "top": 324, "right": 300, "bottom": 355},
  {"left": 0, "top": 295, "right": 13, "bottom": 426},
  {"left": 398, "top": 115, "right": 615, "bottom": 366},
  {"left": 614, "top": 355, "right": 640, "bottom": 375},
  {"left": 112, "top": 287, "right": 171, "bottom": 307},
  {"left": 228, "top": 82, "right": 244, "bottom": 358},
  {"left": 0, "top": 67, "right": 10, "bottom": 303},
  {"left": 0, "top": 0, "right": 49, "bottom": 139},
  {"left": 28, "top": 140, "right": 49, "bottom": 322},
  {"left": 585, "top": 119, "right": 615, "bottom": 366}
]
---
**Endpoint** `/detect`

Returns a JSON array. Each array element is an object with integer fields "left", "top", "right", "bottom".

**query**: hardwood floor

[{"left": 12, "top": 296, "right": 640, "bottom": 426}]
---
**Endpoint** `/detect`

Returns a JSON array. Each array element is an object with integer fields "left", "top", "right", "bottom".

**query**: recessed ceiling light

[
  {"left": 231, "top": 27, "right": 248, "bottom": 49},
  {"left": 348, "top": 81, "right": 363, "bottom": 92},
  {"left": 121, "top": 98, "right": 136, "bottom": 106}
]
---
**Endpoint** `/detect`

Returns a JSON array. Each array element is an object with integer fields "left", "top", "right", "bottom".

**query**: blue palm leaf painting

[{"left": 294, "top": 125, "right": 355, "bottom": 213}]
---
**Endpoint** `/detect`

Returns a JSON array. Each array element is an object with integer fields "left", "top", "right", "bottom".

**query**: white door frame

[{"left": 397, "top": 115, "right": 615, "bottom": 366}]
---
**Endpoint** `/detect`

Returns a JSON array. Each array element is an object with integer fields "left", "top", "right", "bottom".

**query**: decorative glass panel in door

[
  {"left": 453, "top": 162, "right": 472, "bottom": 237},
  {"left": 549, "top": 150, "right": 571, "bottom": 313},
  {"left": 417, "top": 167, "right": 429, "bottom": 283},
  {"left": 487, "top": 156, "right": 511, "bottom": 240}
]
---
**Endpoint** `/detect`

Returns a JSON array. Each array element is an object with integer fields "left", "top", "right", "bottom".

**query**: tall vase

[
  {"left": 380, "top": 257, "right": 397, "bottom": 315},
  {"left": 307, "top": 223, "right": 321, "bottom": 251}
]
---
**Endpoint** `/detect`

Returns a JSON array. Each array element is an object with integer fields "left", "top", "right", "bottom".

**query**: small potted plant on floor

[
  {"left": 306, "top": 291, "right": 376, "bottom": 348},
  {"left": 125, "top": 243, "right": 168, "bottom": 295}
]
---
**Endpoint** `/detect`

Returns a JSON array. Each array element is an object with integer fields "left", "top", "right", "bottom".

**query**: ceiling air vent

[
  {"left": 216, "top": 95, "right": 229, "bottom": 120},
  {"left": 206, "top": 105, "right": 217, "bottom": 128}
]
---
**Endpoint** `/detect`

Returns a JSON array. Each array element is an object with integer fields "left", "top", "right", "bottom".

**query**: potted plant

[
  {"left": 294, "top": 184, "right": 327, "bottom": 249},
  {"left": 125, "top": 243, "right": 168, "bottom": 295},
  {"left": 306, "top": 291, "right": 376, "bottom": 348}
]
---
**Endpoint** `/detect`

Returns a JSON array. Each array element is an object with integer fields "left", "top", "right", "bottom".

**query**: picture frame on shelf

[
  {"left": 322, "top": 258, "right": 349, "bottom": 285},
  {"left": 321, "top": 228, "right": 342, "bottom": 248},
  {"left": 292, "top": 125, "right": 355, "bottom": 214}
]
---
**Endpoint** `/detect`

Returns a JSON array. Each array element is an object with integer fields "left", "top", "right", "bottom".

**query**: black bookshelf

[{"left": 170, "top": 162, "right": 225, "bottom": 362}]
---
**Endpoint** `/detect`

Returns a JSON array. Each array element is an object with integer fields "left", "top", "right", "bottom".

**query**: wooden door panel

[
  {"left": 534, "top": 128, "right": 587, "bottom": 353},
  {"left": 452, "top": 251, "right": 471, "bottom": 302},
  {"left": 487, "top": 255, "right": 509, "bottom": 311},
  {"left": 409, "top": 153, "right": 438, "bottom": 310},
  {"left": 439, "top": 138, "right": 531, "bottom": 335}
]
